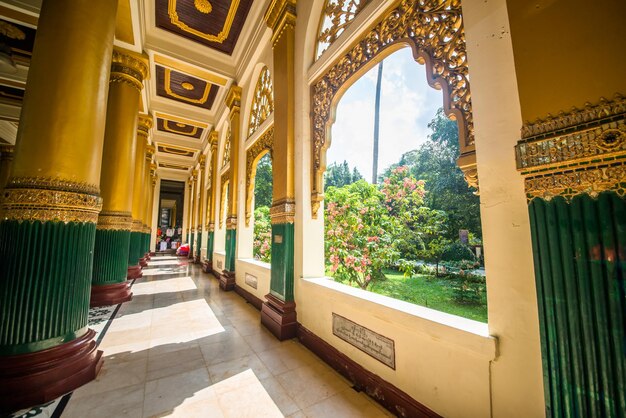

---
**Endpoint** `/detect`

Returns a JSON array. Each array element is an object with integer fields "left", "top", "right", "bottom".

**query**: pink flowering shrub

[
  {"left": 253, "top": 206, "right": 271, "bottom": 263},
  {"left": 325, "top": 180, "right": 398, "bottom": 290}
]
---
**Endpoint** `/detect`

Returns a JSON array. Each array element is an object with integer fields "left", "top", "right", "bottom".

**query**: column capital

[
  {"left": 198, "top": 154, "right": 206, "bottom": 168},
  {"left": 264, "top": 0, "right": 296, "bottom": 46},
  {"left": 209, "top": 130, "right": 219, "bottom": 148},
  {"left": 137, "top": 113, "right": 153, "bottom": 136},
  {"left": 225, "top": 84, "right": 242, "bottom": 112},
  {"left": 111, "top": 47, "right": 149, "bottom": 91},
  {"left": 145, "top": 144, "right": 156, "bottom": 161}
]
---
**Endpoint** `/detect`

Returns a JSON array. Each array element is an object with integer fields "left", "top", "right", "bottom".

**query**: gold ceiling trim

[
  {"left": 159, "top": 162, "right": 189, "bottom": 170},
  {"left": 159, "top": 145, "right": 197, "bottom": 156},
  {"left": 245, "top": 125, "right": 274, "bottom": 226},
  {"left": 247, "top": 66, "right": 274, "bottom": 138},
  {"left": 154, "top": 111, "right": 208, "bottom": 128},
  {"left": 310, "top": 0, "right": 475, "bottom": 218},
  {"left": 154, "top": 55, "right": 228, "bottom": 86},
  {"left": 516, "top": 95, "right": 626, "bottom": 202},
  {"left": 164, "top": 68, "right": 211, "bottom": 105},
  {"left": 162, "top": 120, "right": 200, "bottom": 137},
  {"left": 168, "top": 0, "right": 240, "bottom": 44}
]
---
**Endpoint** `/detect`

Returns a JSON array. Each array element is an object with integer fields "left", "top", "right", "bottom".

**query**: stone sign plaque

[
  {"left": 245, "top": 273, "right": 258, "bottom": 289},
  {"left": 217, "top": 260, "right": 223, "bottom": 269},
  {"left": 332, "top": 313, "right": 395, "bottom": 369}
]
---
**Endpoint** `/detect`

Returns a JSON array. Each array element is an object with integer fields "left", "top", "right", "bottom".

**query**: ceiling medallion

[
  {"left": 194, "top": 0, "right": 213, "bottom": 14},
  {"left": 181, "top": 81, "right": 195, "bottom": 91}
]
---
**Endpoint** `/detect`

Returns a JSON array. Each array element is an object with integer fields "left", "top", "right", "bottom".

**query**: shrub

[
  {"left": 447, "top": 272, "right": 486, "bottom": 305},
  {"left": 253, "top": 206, "right": 271, "bottom": 263},
  {"left": 442, "top": 241, "right": 476, "bottom": 262}
]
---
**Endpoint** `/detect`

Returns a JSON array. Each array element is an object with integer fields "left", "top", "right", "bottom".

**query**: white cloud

[{"left": 328, "top": 48, "right": 444, "bottom": 181}]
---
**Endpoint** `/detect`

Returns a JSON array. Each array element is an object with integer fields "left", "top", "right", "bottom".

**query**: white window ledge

[
  {"left": 302, "top": 277, "right": 498, "bottom": 360},
  {"left": 214, "top": 250, "right": 226, "bottom": 256},
  {"left": 238, "top": 258, "right": 271, "bottom": 270}
]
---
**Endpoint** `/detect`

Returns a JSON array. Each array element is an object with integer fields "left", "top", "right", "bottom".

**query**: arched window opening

[
  {"left": 252, "top": 153, "right": 273, "bottom": 263},
  {"left": 324, "top": 48, "right": 486, "bottom": 323}
]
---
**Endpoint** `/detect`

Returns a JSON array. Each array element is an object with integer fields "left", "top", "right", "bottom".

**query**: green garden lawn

[{"left": 329, "top": 268, "right": 488, "bottom": 323}]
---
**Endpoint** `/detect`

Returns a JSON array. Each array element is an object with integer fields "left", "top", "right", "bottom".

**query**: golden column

[
  {"left": 91, "top": 48, "right": 148, "bottom": 307},
  {"left": 185, "top": 177, "right": 193, "bottom": 243},
  {"left": 142, "top": 144, "right": 155, "bottom": 259},
  {"left": 221, "top": 84, "right": 242, "bottom": 290},
  {"left": 203, "top": 131, "right": 219, "bottom": 273},
  {"left": 128, "top": 114, "right": 151, "bottom": 278},
  {"left": 147, "top": 162, "right": 158, "bottom": 254},
  {"left": 0, "top": 0, "right": 118, "bottom": 411},
  {"left": 261, "top": 0, "right": 298, "bottom": 340},
  {"left": 188, "top": 170, "right": 198, "bottom": 259},
  {"left": 0, "top": 144, "right": 14, "bottom": 192},
  {"left": 194, "top": 154, "right": 206, "bottom": 263}
]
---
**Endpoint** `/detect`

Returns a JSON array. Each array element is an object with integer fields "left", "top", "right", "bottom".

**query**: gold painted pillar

[
  {"left": 261, "top": 0, "right": 298, "bottom": 340},
  {"left": 194, "top": 154, "right": 206, "bottom": 262},
  {"left": 220, "top": 84, "right": 242, "bottom": 290},
  {"left": 0, "top": 144, "right": 14, "bottom": 192},
  {"left": 188, "top": 171, "right": 197, "bottom": 258},
  {"left": 148, "top": 163, "right": 158, "bottom": 253},
  {"left": 128, "top": 114, "right": 151, "bottom": 277},
  {"left": 142, "top": 144, "right": 155, "bottom": 258},
  {"left": 0, "top": 0, "right": 118, "bottom": 411},
  {"left": 185, "top": 178, "right": 193, "bottom": 243},
  {"left": 91, "top": 48, "right": 148, "bottom": 307},
  {"left": 203, "top": 131, "right": 219, "bottom": 272}
]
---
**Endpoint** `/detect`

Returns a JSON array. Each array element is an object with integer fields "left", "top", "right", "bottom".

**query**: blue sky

[{"left": 327, "top": 47, "right": 444, "bottom": 182}]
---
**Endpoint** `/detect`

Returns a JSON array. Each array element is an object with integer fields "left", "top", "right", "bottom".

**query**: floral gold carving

[
  {"left": 516, "top": 96, "right": 626, "bottom": 202},
  {"left": 248, "top": 67, "right": 274, "bottom": 137},
  {"left": 310, "top": 0, "right": 474, "bottom": 218},
  {"left": 270, "top": 199, "right": 296, "bottom": 225},
  {"left": 316, "top": 0, "right": 371, "bottom": 59},
  {"left": 97, "top": 211, "right": 133, "bottom": 231},
  {"left": 222, "top": 127, "right": 232, "bottom": 168},
  {"left": 1, "top": 177, "right": 102, "bottom": 223},
  {"left": 245, "top": 125, "right": 274, "bottom": 226},
  {"left": 219, "top": 174, "right": 229, "bottom": 228},
  {"left": 0, "top": 21, "right": 25, "bottom": 40},
  {"left": 111, "top": 49, "right": 149, "bottom": 92},
  {"left": 131, "top": 219, "right": 143, "bottom": 232},
  {"left": 194, "top": 0, "right": 213, "bottom": 14}
]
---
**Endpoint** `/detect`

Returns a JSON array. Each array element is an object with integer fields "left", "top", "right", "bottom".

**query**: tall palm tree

[{"left": 372, "top": 61, "right": 383, "bottom": 184}]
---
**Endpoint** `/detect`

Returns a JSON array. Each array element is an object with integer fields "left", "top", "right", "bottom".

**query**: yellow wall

[{"left": 507, "top": 0, "right": 626, "bottom": 122}]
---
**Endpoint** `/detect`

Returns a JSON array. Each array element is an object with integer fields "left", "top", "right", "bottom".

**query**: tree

[
  {"left": 253, "top": 206, "right": 271, "bottom": 263},
  {"left": 372, "top": 61, "right": 383, "bottom": 184},
  {"left": 254, "top": 153, "right": 273, "bottom": 208},
  {"left": 325, "top": 180, "right": 398, "bottom": 290},
  {"left": 325, "top": 160, "right": 363, "bottom": 191}
]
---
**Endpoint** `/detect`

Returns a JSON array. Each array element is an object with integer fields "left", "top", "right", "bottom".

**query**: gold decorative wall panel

[
  {"left": 222, "top": 127, "right": 231, "bottom": 168},
  {"left": 219, "top": 175, "right": 229, "bottom": 228},
  {"left": 310, "top": 0, "right": 475, "bottom": 217},
  {"left": 515, "top": 94, "right": 626, "bottom": 201},
  {"left": 247, "top": 66, "right": 274, "bottom": 137},
  {"left": 245, "top": 125, "right": 274, "bottom": 226}
]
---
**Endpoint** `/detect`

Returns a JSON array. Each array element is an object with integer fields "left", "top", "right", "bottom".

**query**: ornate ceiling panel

[
  {"left": 159, "top": 162, "right": 191, "bottom": 171},
  {"left": 155, "top": 0, "right": 254, "bottom": 55},
  {"left": 157, "top": 144, "right": 196, "bottom": 158},
  {"left": 156, "top": 117, "right": 204, "bottom": 139},
  {"left": 0, "top": 19, "right": 35, "bottom": 64},
  {"left": 155, "top": 65, "right": 220, "bottom": 110}
]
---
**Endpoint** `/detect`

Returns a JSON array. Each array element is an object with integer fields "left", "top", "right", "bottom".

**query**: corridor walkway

[{"left": 61, "top": 255, "right": 392, "bottom": 418}]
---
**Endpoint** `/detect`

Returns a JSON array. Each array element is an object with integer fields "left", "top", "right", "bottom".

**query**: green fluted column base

[
  {"left": 188, "top": 231, "right": 195, "bottom": 260},
  {"left": 127, "top": 231, "right": 143, "bottom": 279},
  {"left": 195, "top": 231, "right": 202, "bottom": 262},
  {"left": 202, "top": 231, "right": 215, "bottom": 273},
  {"left": 529, "top": 192, "right": 625, "bottom": 418},
  {"left": 261, "top": 222, "right": 296, "bottom": 341},
  {"left": 91, "top": 229, "right": 132, "bottom": 307},
  {"left": 219, "top": 228, "right": 237, "bottom": 291},
  {"left": 0, "top": 220, "right": 103, "bottom": 412}
]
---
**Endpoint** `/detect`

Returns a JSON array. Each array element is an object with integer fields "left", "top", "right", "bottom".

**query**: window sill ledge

[{"left": 301, "top": 277, "right": 497, "bottom": 360}]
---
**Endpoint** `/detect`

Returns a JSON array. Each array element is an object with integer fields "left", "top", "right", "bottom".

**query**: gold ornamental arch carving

[
  {"left": 310, "top": 0, "right": 476, "bottom": 218},
  {"left": 219, "top": 174, "right": 229, "bottom": 228},
  {"left": 245, "top": 125, "right": 274, "bottom": 226},
  {"left": 247, "top": 66, "right": 274, "bottom": 138},
  {"left": 315, "top": 0, "right": 371, "bottom": 60}
]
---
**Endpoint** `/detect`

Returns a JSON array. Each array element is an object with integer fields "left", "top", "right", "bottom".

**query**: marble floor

[{"left": 61, "top": 255, "right": 393, "bottom": 418}]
